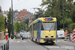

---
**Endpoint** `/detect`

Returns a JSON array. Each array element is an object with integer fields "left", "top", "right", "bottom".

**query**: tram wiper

[{"left": 49, "top": 26, "right": 53, "bottom": 32}]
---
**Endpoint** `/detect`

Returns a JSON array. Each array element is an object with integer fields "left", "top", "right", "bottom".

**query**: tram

[{"left": 29, "top": 17, "right": 57, "bottom": 44}]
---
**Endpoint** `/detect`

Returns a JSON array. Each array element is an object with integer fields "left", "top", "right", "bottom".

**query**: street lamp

[
  {"left": 63, "top": 0, "right": 64, "bottom": 31},
  {"left": 11, "top": 0, "right": 14, "bottom": 39}
]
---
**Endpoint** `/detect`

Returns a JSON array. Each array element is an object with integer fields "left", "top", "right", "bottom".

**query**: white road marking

[
  {"left": 16, "top": 41, "right": 27, "bottom": 43},
  {"left": 17, "top": 41, "right": 20, "bottom": 42}
]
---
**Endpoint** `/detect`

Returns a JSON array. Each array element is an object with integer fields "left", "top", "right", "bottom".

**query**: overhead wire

[{"left": 14, "top": 0, "right": 29, "bottom": 7}]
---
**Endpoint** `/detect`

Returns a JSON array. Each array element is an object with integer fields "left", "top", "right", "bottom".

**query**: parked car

[
  {"left": 22, "top": 35, "right": 28, "bottom": 40},
  {"left": 15, "top": 33, "right": 20, "bottom": 37},
  {"left": 57, "top": 30, "right": 65, "bottom": 39},
  {"left": 20, "top": 33, "right": 23, "bottom": 37},
  {"left": 22, "top": 33, "right": 30, "bottom": 40}
]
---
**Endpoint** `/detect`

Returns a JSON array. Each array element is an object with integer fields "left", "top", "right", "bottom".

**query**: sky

[
  {"left": 0, "top": 0, "right": 42, "bottom": 13},
  {"left": 0, "top": 0, "right": 75, "bottom": 13}
]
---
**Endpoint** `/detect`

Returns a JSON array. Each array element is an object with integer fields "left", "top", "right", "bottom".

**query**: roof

[
  {"left": 17, "top": 11, "right": 29, "bottom": 21},
  {"left": 24, "top": 13, "right": 34, "bottom": 19},
  {"left": 29, "top": 17, "right": 57, "bottom": 27},
  {"left": 17, "top": 11, "right": 29, "bottom": 18}
]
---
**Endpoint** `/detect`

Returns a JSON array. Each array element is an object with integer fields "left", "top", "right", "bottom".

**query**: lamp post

[
  {"left": 63, "top": 0, "right": 64, "bottom": 31},
  {"left": 11, "top": 0, "right": 14, "bottom": 39}
]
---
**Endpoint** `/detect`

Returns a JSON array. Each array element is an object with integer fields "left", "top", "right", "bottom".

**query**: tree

[
  {"left": 14, "top": 21, "right": 22, "bottom": 33},
  {"left": 20, "top": 18, "right": 29, "bottom": 30},
  {"left": 25, "top": 24, "right": 29, "bottom": 32},
  {"left": 70, "top": 6, "right": 75, "bottom": 22},
  {"left": 34, "top": 8, "right": 44, "bottom": 19},
  {"left": 0, "top": 6, "right": 2, "bottom": 13},
  {"left": 7, "top": 8, "right": 12, "bottom": 37},
  {"left": 61, "top": 17, "right": 72, "bottom": 29},
  {"left": 41, "top": 0, "right": 74, "bottom": 29},
  {"left": 0, "top": 15, "right": 5, "bottom": 32},
  {"left": 70, "top": 23, "right": 75, "bottom": 30}
]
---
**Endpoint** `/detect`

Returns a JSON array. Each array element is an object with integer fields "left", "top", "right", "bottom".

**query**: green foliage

[
  {"left": 25, "top": 19, "right": 29, "bottom": 25},
  {"left": 70, "top": 6, "right": 75, "bottom": 22},
  {"left": 25, "top": 24, "right": 29, "bottom": 32},
  {"left": 34, "top": 8, "right": 44, "bottom": 19},
  {"left": 7, "top": 8, "right": 12, "bottom": 37},
  {"left": 15, "top": 37, "right": 21, "bottom": 39},
  {"left": 21, "top": 19, "right": 29, "bottom": 25},
  {"left": 41, "top": 0, "right": 74, "bottom": 29},
  {"left": 70, "top": 23, "right": 75, "bottom": 30},
  {"left": 61, "top": 17, "right": 72, "bottom": 27},
  {"left": 0, "top": 15, "right": 5, "bottom": 32},
  {"left": 14, "top": 21, "right": 22, "bottom": 33},
  {"left": 20, "top": 19, "right": 29, "bottom": 30}
]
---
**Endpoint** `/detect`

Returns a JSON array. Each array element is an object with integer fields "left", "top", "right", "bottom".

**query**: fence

[{"left": 0, "top": 40, "right": 9, "bottom": 50}]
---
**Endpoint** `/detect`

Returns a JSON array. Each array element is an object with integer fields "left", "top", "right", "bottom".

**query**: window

[
  {"left": 41, "top": 23, "right": 44, "bottom": 30},
  {"left": 42, "top": 22, "right": 56, "bottom": 30},
  {"left": 33, "top": 23, "right": 37, "bottom": 30}
]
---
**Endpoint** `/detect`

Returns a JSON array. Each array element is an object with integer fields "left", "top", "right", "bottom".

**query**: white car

[
  {"left": 22, "top": 33, "right": 30, "bottom": 40},
  {"left": 20, "top": 32, "right": 24, "bottom": 37},
  {"left": 15, "top": 33, "right": 20, "bottom": 37},
  {"left": 57, "top": 30, "right": 65, "bottom": 39}
]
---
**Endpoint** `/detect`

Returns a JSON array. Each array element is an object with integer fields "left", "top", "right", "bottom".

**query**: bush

[
  {"left": 15, "top": 37, "right": 21, "bottom": 39},
  {"left": 0, "top": 15, "right": 5, "bottom": 32},
  {"left": 70, "top": 23, "right": 75, "bottom": 30}
]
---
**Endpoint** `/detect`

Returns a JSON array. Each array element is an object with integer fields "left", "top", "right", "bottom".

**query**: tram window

[
  {"left": 30, "top": 26, "right": 32, "bottom": 34},
  {"left": 42, "top": 22, "right": 56, "bottom": 30},
  {"left": 34, "top": 23, "right": 37, "bottom": 30},
  {"left": 41, "top": 24, "right": 44, "bottom": 30},
  {"left": 33, "top": 24, "right": 35, "bottom": 30},
  {"left": 35, "top": 24, "right": 37, "bottom": 30}
]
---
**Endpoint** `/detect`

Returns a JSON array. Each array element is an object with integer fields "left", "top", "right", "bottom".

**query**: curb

[
  {"left": 0, "top": 40, "right": 7, "bottom": 44},
  {"left": 64, "top": 39, "right": 75, "bottom": 43},
  {"left": 9, "top": 38, "right": 16, "bottom": 42},
  {"left": 71, "top": 40, "right": 75, "bottom": 43}
]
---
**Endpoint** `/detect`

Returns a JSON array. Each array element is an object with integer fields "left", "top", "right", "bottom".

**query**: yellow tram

[{"left": 29, "top": 17, "right": 57, "bottom": 44}]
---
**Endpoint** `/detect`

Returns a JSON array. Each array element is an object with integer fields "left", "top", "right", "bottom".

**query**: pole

[
  {"left": 11, "top": 0, "right": 14, "bottom": 39},
  {"left": 63, "top": 0, "right": 64, "bottom": 31}
]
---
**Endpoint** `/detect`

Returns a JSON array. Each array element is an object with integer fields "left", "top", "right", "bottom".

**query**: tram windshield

[{"left": 42, "top": 22, "right": 56, "bottom": 30}]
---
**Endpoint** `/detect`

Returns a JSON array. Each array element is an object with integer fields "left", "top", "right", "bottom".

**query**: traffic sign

[
  {"left": 73, "top": 28, "right": 75, "bottom": 32},
  {"left": 6, "top": 33, "right": 8, "bottom": 35},
  {"left": 6, "top": 29, "right": 8, "bottom": 32},
  {"left": 72, "top": 28, "right": 75, "bottom": 41}
]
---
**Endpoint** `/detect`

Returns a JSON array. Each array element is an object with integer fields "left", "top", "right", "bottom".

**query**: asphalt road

[{"left": 9, "top": 39, "right": 75, "bottom": 50}]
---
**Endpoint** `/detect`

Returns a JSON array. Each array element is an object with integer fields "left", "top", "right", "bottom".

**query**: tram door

[{"left": 37, "top": 21, "right": 41, "bottom": 42}]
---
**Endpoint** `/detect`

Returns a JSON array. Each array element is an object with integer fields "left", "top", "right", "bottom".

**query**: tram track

[
  {"left": 30, "top": 39, "right": 75, "bottom": 50},
  {"left": 40, "top": 41, "right": 75, "bottom": 50}
]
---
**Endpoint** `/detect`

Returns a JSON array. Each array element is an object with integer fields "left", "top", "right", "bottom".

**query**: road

[
  {"left": 0, "top": 43, "right": 3, "bottom": 50},
  {"left": 9, "top": 39, "right": 75, "bottom": 50}
]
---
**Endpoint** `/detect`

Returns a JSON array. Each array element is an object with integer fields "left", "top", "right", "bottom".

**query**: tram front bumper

[{"left": 44, "top": 38, "right": 56, "bottom": 43}]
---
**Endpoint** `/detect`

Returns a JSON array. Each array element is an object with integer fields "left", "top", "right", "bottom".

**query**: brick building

[
  {"left": 17, "top": 9, "right": 29, "bottom": 22},
  {"left": 0, "top": 31, "right": 4, "bottom": 40}
]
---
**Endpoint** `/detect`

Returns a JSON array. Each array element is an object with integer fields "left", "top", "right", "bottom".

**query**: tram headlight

[
  {"left": 45, "top": 36, "right": 48, "bottom": 38},
  {"left": 51, "top": 36, "right": 54, "bottom": 37}
]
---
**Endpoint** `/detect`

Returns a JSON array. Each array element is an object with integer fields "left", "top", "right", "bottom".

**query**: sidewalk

[
  {"left": 0, "top": 39, "right": 9, "bottom": 50},
  {"left": 0, "top": 39, "right": 7, "bottom": 44},
  {"left": 0, "top": 39, "right": 7, "bottom": 49},
  {"left": 0, "top": 38, "right": 16, "bottom": 43},
  {"left": 9, "top": 38, "right": 16, "bottom": 42},
  {"left": 64, "top": 39, "right": 75, "bottom": 43}
]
